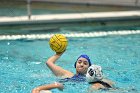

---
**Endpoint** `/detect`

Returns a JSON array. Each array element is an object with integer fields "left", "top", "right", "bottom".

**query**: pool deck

[{"left": 0, "top": 10, "right": 140, "bottom": 26}]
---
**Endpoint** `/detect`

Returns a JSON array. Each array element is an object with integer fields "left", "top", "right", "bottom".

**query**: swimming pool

[{"left": 0, "top": 30, "right": 140, "bottom": 93}]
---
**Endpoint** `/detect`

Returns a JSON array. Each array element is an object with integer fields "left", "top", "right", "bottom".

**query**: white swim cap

[{"left": 86, "top": 65, "right": 103, "bottom": 83}]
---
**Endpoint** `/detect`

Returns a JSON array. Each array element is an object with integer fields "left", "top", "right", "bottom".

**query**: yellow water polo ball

[{"left": 49, "top": 34, "right": 68, "bottom": 53}]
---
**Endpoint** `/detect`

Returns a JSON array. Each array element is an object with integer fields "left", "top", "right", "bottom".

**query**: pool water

[{"left": 0, "top": 34, "right": 140, "bottom": 93}]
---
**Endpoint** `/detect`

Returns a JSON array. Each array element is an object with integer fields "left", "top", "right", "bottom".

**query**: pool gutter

[{"left": 0, "top": 11, "right": 140, "bottom": 26}]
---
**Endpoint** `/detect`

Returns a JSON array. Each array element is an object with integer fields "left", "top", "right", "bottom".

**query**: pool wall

[
  {"left": 0, "top": 1, "right": 140, "bottom": 34},
  {"left": 0, "top": 11, "right": 140, "bottom": 27},
  {"left": 21, "top": 0, "right": 140, "bottom": 7}
]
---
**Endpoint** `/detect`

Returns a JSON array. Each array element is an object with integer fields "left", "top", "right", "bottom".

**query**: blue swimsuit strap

[{"left": 59, "top": 74, "right": 86, "bottom": 83}]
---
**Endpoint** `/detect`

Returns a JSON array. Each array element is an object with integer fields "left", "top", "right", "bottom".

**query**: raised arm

[{"left": 46, "top": 52, "right": 74, "bottom": 78}]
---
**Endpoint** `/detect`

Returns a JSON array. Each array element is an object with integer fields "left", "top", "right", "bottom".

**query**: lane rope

[{"left": 0, "top": 30, "right": 140, "bottom": 40}]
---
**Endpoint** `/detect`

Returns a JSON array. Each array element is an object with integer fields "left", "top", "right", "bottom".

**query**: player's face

[{"left": 76, "top": 57, "right": 89, "bottom": 74}]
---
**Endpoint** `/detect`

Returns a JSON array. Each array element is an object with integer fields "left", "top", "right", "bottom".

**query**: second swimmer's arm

[
  {"left": 32, "top": 82, "right": 63, "bottom": 93},
  {"left": 46, "top": 52, "right": 74, "bottom": 78}
]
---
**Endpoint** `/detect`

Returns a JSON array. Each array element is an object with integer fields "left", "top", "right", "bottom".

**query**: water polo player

[
  {"left": 86, "top": 65, "right": 115, "bottom": 90},
  {"left": 46, "top": 51, "right": 92, "bottom": 82},
  {"left": 32, "top": 53, "right": 91, "bottom": 93}
]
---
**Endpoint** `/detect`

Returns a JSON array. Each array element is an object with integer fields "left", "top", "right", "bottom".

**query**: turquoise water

[{"left": 0, "top": 34, "right": 140, "bottom": 93}]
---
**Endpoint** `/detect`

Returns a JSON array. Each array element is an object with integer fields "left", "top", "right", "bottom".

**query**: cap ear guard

[{"left": 74, "top": 62, "right": 76, "bottom": 68}]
